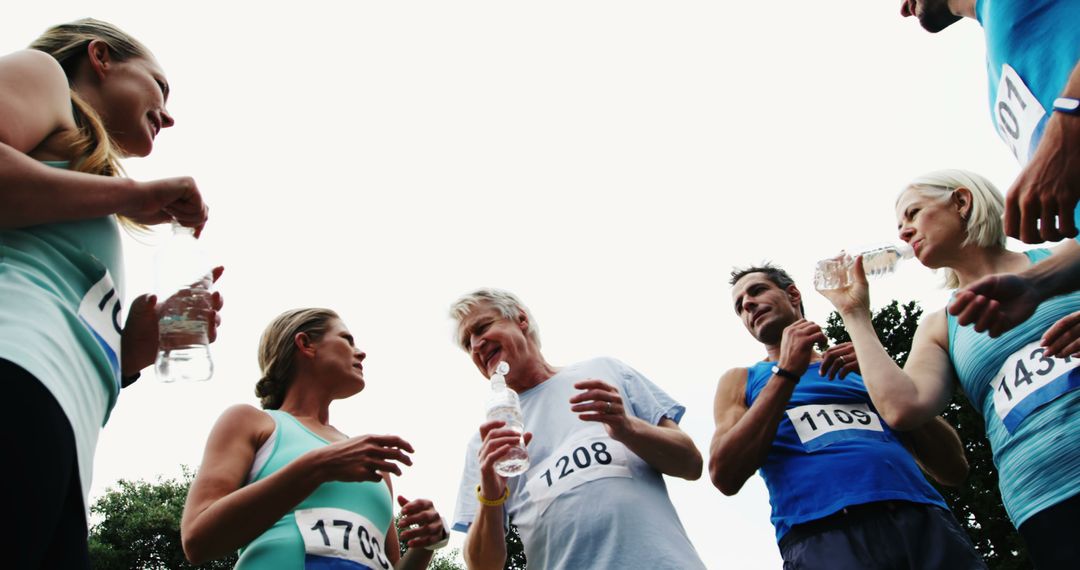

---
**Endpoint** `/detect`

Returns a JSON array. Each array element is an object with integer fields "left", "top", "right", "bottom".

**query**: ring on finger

[{"left": 605, "top": 401, "right": 613, "bottom": 414}]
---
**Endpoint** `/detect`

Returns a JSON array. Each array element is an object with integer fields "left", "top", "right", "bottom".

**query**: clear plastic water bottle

[
  {"left": 814, "top": 243, "right": 914, "bottom": 291},
  {"left": 485, "top": 361, "right": 530, "bottom": 477},
  {"left": 154, "top": 222, "right": 214, "bottom": 382}
]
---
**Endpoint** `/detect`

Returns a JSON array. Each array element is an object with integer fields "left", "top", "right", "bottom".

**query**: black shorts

[
  {"left": 0, "top": 359, "right": 90, "bottom": 569},
  {"left": 1018, "top": 491, "right": 1080, "bottom": 569},
  {"left": 778, "top": 500, "right": 985, "bottom": 569}
]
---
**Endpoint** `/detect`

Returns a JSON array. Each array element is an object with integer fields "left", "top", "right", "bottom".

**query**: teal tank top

[
  {"left": 947, "top": 248, "right": 1080, "bottom": 527},
  {"left": 0, "top": 160, "right": 125, "bottom": 503},
  {"left": 236, "top": 410, "right": 394, "bottom": 569}
]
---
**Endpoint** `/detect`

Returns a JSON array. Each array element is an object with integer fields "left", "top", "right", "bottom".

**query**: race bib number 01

[
  {"left": 994, "top": 64, "right": 1046, "bottom": 165},
  {"left": 524, "top": 434, "right": 632, "bottom": 518},
  {"left": 77, "top": 271, "right": 122, "bottom": 387},
  {"left": 993, "top": 339, "right": 1080, "bottom": 434},
  {"left": 294, "top": 508, "right": 391, "bottom": 570},
  {"left": 786, "top": 403, "right": 886, "bottom": 452}
]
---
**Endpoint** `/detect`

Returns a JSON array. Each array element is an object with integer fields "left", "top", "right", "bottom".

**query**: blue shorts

[{"left": 778, "top": 501, "right": 984, "bottom": 569}]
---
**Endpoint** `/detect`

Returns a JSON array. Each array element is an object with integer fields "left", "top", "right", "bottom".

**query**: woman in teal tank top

[
  {"left": 819, "top": 169, "right": 1080, "bottom": 569},
  {"left": 0, "top": 19, "right": 213, "bottom": 568},
  {"left": 182, "top": 308, "right": 448, "bottom": 569}
]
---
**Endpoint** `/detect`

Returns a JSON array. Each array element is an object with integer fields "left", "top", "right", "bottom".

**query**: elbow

[
  {"left": 707, "top": 456, "right": 744, "bottom": 496},
  {"left": 933, "top": 456, "right": 970, "bottom": 488},
  {"left": 680, "top": 450, "right": 704, "bottom": 481},
  {"left": 180, "top": 523, "right": 213, "bottom": 566},
  {"left": 881, "top": 406, "right": 929, "bottom": 432}
]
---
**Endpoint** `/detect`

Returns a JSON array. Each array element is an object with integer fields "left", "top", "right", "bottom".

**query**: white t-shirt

[{"left": 452, "top": 357, "right": 706, "bottom": 570}]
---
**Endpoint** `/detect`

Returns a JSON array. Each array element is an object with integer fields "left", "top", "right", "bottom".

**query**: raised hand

[
  {"left": 778, "top": 319, "right": 828, "bottom": 377},
  {"left": 570, "top": 379, "right": 632, "bottom": 439},
  {"left": 820, "top": 341, "right": 859, "bottom": 380},
  {"left": 120, "top": 176, "right": 209, "bottom": 236},
  {"left": 476, "top": 420, "right": 532, "bottom": 504},
  {"left": 315, "top": 434, "right": 415, "bottom": 483},
  {"left": 396, "top": 495, "right": 447, "bottom": 549},
  {"left": 949, "top": 273, "right": 1040, "bottom": 337}
]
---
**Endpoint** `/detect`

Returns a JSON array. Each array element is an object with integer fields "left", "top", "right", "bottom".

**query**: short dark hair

[{"left": 729, "top": 263, "right": 805, "bottom": 317}]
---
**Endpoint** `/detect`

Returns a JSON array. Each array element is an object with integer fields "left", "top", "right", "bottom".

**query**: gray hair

[
  {"left": 449, "top": 288, "right": 541, "bottom": 350},
  {"left": 897, "top": 169, "right": 1006, "bottom": 289}
]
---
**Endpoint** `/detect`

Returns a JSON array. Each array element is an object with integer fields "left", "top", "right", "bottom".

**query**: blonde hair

[
  {"left": 30, "top": 18, "right": 153, "bottom": 231},
  {"left": 897, "top": 169, "right": 1006, "bottom": 289},
  {"left": 256, "top": 308, "right": 340, "bottom": 410},
  {"left": 449, "top": 288, "right": 541, "bottom": 350}
]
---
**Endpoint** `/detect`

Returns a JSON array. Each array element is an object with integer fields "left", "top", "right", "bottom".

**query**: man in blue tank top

[
  {"left": 712, "top": 264, "right": 985, "bottom": 568},
  {"left": 898, "top": 1, "right": 1080, "bottom": 337}
]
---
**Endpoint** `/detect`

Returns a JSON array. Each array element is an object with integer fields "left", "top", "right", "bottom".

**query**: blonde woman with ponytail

[
  {"left": 182, "top": 309, "right": 447, "bottom": 569},
  {"left": 0, "top": 18, "right": 219, "bottom": 568}
]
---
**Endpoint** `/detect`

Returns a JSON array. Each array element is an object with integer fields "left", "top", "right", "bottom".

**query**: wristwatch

[
  {"left": 1053, "top": 97, "right": 1080, "bottom": 115},
  {"left": 771, "top": 365, "right": 800, "bottom": 383}
]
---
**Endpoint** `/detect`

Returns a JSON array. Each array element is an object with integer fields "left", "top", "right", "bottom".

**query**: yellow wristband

[{"left": 475, "top": 485, "right": 509, "bottom": 507}]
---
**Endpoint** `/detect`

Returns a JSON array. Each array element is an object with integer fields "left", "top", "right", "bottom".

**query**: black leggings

[
  {"left": 1019, "top": 491, "right": 1080, "bottom": 569},
  {"left": 0, "top": 359, "right": 90, "bottom": 569}
]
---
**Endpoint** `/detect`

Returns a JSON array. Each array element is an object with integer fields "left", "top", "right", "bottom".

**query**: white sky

[{"left": 4, "top": 3, "right": 1026, "bottom": 568}]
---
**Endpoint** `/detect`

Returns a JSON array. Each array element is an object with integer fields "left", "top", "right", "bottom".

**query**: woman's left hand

[
  {"left": 396, "top": 496, "right": 447, "bottom": 549},
  {"left": 816, "top": 255, "right": 872, "bottom": 319}
]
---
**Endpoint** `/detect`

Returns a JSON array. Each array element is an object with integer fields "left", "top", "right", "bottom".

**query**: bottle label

[
  {"left": 523, "top": 433, "right": 632, "bottom": 518},
  {"left": 77, "top": 270, "right": 122, "bottom": 387},
  {"left": 994, "top": 64, "right": 1045, "bottom": 165},
  {"left": 992, "top": 339, "right": 1080, "bottom": 433},
  {"left": 785, "top": 403, "right": 887, "bottom": 452},
  {"left": 294, "top": 507, "right": 391, "bottom": 570}
]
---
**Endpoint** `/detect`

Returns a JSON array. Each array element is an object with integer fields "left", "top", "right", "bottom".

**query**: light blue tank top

[
  {"left": 947, "top": 249, "right": 1080, "bottom": 526},
  {"left": 236, "top": 410, "right": 394, "bottom": 569},
  {"left": 0, "top": 160, "right": 125, "bottom": 503},
  {"left": 745, "top": 361, "right": 946, "bottom": 541}
]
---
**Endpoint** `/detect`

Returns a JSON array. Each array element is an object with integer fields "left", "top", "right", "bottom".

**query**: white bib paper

[
  {"left": 294, "top": 507, "right": 391, "bottom": 570},
  {"left": 524, "top": 433, "right": 632, "bottom": 518},
  {"left": 994, "top": 64, "right": 1046, "bottom": 165},
  {"left": 77, "top": 271, "right": 122, "bottom": 384},
  {"left": 786, "top": 403, "right": 884, "bottom": 451},
  {"left": 992, "top": 339, "right": 1080, "bottom": 433}
]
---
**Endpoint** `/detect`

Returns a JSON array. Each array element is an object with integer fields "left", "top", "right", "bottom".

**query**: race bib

[
  {"left": 994, "top": 64, "right": 1046, "bottom": 165},
  {"left": 992, "top": 340, "right": 1080, "bottom": 433},
  {"left": 77, "top": 271, "right": 122, "bottom": 386},
  {"left": 524, "top": 434, "right": 632, "bottom": 518},
  {"left": 786, "top": 403, "right": 886, "bottom": 452},
  {"left": 294, "top": 508, "right": 391, "bottom": 570}
]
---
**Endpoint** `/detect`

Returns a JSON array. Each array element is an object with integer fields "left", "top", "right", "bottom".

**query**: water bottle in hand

[
  {"left": 485, "top": 361, "right": 530, "bottom": 477},
  {"left": 154, "top": 222, "right": 214, "bottom": 382},
  {"left": 814, "top": 243, "right": 914, "bottom": 291}
]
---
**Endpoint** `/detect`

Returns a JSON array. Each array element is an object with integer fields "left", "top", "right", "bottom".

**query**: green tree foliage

[
  {"left": 824, "top": 300, "right": 1029, "bottom": 568},
  {"left": 88, "top": 468, "right": 236, "bottom": 569}
]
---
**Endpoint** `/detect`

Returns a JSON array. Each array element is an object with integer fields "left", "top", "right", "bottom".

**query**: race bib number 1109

[{"left": 786, "top": 403, "right": 886, "bottom": 452}]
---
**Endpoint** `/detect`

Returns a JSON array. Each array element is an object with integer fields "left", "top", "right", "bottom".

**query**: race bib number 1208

[
  {"left": 294, "top": 508, "right": 391, "bottom": 570},
  {"left": 993, "top": 339, "right": 1080, "bottom": 433},
  {"left": 524, "top": 434, "right": 632, "bottom": 518}
]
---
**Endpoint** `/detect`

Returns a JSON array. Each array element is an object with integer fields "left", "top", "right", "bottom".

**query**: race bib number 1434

[{"left": 993, "top": 340, "right": 1080, "bottom": 433}]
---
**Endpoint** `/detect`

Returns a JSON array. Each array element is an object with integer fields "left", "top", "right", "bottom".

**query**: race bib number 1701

[
  {"left": 993, "top": 339, "right": 1080, "bottom": 433},
  {"left": 294, "top": 508, "right": 391, "bottom": 570}
]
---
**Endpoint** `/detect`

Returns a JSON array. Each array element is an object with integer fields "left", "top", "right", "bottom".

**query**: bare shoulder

[
  {"left": 916, "top": 308, "right": 950, "bottom": 348},
  {"left": 714, "top": 368, "right": 749, "bottom": 406},
  {"left": 212, "top": 404, "right": 276, "bottom": 446},
  {"left": 0, "top": 49, "right": 76, "bottom": 151}
]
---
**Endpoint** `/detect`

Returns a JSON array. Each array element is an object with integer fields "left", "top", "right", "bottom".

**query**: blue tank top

[
  {"left": 236, "top": 410, "right": 394, "bottom": 569},
  {"left": 947, "top": 249, "right": 1080, "bottom": 526},
  {"left": 745, "top": 361, "right": 947, "bottom": 541}
]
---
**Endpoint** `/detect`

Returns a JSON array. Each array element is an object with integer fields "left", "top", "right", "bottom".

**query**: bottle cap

[
  {"left": 897, "top": 243, "right": 914, "bottom": 259},
  {"left": 496, "top": 361, "right": 510, "bottom": 375}
]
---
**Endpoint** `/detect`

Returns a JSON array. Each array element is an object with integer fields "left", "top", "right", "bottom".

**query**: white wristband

[{"left": 423, "top": 516, "right": 451, "bottom": 551}]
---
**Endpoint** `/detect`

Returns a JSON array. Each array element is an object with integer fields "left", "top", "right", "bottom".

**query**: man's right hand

[
  {"left": 949, "top": 273, "right": 1041, "bottom": 337},
  {"left": 477, "top": 420, "right": 532, "bottom": 503},
  {"left": 313, "top": 434, "right": 414, "bottom": 483},
  {"left": 777, "top": 319, "right": 827, "bottom": 378}
]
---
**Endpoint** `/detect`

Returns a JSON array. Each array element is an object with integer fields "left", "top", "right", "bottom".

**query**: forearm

[
  {"left": 1024, "top": 241, "right": 1080, "bottom": 301},
  {"left": 0, "top": 142, "right": 136, "bottom": 228},
  {"left": 182, "top": 451, "right": 327, "bottom": 564},
  {"left": 903, "top": 416, "right": 968, "bottom": 487},
  {"left": 395, "top": 547, "right": 435, "bottom": 570},
  {"left": 708, "top": 376, "right": 794, "bottom": 495},
  {"left": 615, "top": 417, "right": 702, "bottom": 480},
  {"left": 462, "top": 506, "right": 507, "bottom": 570},
  {"left": 841, "top": 310, "right": 938, "bottom": 428}
]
